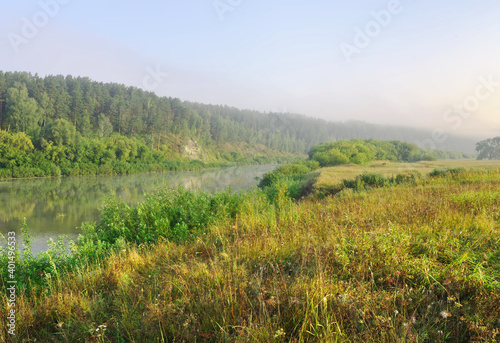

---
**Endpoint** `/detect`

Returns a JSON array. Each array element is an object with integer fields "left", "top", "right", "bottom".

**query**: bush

[
  {"left": 358, "top": 173, "right": 386, "bottom": 187},
  {"left": 342, "top": 171, "right": 421, "bottom": 192},
  {"left": 0, "top": 168, "right": 12, "bottom": 178},
  {"left": 259, "top": 162, "right": 318, "bottom": 189},
  {"left": 429, "top": 167, "right": 466, "bottom": 177},
  {"left": 94, "top": 187, "right": 245, "bottom": 245},
  {"left": 395, "top": 170, "right": 421, "bottom": 185}
]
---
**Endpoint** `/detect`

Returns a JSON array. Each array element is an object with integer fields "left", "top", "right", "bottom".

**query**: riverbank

[
  {"left": 0, "top": 154, "right": 296, "bottom": 181},
  {"left": 0, "top": 130, "right": 300, "bottom": 181},
  {"left": 0, "top": 165, "right": 278, "bottom": 257},
  {"left": 1, "top": 165, "right": 499, "bottom": 341}
]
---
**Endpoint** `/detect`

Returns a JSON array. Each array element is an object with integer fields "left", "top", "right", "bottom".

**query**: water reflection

[{"left": 0, "top": 165, "right": 275, "bottom": 255}]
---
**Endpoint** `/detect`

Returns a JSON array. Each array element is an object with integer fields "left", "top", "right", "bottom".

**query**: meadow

[
  {"left": 1, "top": 161, "right": 499, "bottom": 342},
  {"left": 314, "top": 160, "right": 500, "bottom": 192}
]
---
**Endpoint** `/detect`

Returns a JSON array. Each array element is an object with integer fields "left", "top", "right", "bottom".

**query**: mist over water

[{"left": 0, "top": 165, "right": 275, "bottom": 256}]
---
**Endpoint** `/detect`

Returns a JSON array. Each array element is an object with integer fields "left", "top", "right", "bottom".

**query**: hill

[{"left": 0, "top": 71, "right": 477, "bottom": 158}]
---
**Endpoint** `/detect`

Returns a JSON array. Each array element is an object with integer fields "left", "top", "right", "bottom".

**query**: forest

[{"left": 0, "top": 71, "right": 478, "bottom": 178}]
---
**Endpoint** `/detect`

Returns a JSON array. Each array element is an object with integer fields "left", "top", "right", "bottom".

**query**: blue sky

[{"left": 1, "top": 0, "right": 500, "bottom": 139}]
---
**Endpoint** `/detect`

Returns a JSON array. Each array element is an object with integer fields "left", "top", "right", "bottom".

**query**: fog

[{"left": 1, "top": 0, "right": 499, "bottom": 140}]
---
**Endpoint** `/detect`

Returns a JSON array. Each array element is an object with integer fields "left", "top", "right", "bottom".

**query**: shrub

[
  {"left": 429, "top": 167, "right": 466, "bottom": 177},
  {"left": 93, "top": 187, "right": 245, "bottom": 245},
  {"left": 258, "top": 162, "right": 320, "bottom": 200},
  {"left": 358, "top": 172, "right": 386, "bottom": 187},
  {"left": 395, "top": 170, "right": 421, "bottom": 184},
  {"left": 0, "top": 168, "right": 12, "bottom": 178}
]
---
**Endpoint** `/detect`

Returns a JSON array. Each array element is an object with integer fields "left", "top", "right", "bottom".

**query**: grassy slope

[
  {"left": 315, "top": 160, "right": 500, "bottom": 193},
  {"left": 2, "top": 166, "right": 500, "bottom": 342}
]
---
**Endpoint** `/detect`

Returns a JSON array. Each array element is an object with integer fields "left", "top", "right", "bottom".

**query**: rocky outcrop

[{"left": 183, "top": 140, "right": 207, "bottom": 160}]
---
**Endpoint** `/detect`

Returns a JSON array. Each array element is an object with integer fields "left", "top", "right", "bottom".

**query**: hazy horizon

[{"left": 2, "top": 0, "right": 499, "bottom": 141}]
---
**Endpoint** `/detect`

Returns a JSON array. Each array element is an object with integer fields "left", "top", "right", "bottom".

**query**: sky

[{"left": 1, "top": 0, "right": 500, "bottom": 140}]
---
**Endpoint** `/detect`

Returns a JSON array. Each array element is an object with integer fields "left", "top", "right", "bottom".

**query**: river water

[{"left": 0, "top": 165, "right": 275, "bottom": 256}]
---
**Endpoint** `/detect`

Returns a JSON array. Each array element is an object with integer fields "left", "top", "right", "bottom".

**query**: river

[{"left": 0, "top": 164, "right": 276, "bottom": 256}]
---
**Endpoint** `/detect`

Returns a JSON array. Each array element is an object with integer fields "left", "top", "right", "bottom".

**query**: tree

[
  {"left": 0, "top": 131, "right": 34, "bottom": 153},
  {"left": 36, "top": 91, "right": 55, "bottom": 128},
  {"left": 0, "top": 72, "right": 6, "bottom": 131},
  {"left": 476, "top": 137, "right": 500, "bottom": 160},
  {"left": 41, "top": 119, "right": 76, "bottom": 146},
  {"left": 4, "top": 83, "right": 41, "bottom": 134},
  {"left": 97, "top": 113, "right": 113, "bottom": 138},
  {"left": 45, "top": 76, "right": 71, "bottom": 120}
]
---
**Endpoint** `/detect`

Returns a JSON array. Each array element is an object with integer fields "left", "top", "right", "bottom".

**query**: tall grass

[{"left": 1, "top": 168, "right": 499, "bottom": 342}]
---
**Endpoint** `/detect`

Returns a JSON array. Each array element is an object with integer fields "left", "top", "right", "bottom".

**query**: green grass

[
  {"left": 314, "top": 160, "right": 500, "bottom": 195},
  {"left": 1, "top": 166, "right": 499, "bottom": 342}
]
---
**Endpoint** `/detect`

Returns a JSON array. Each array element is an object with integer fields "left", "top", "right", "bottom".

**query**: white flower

[{"left": 440, "top": 310, "right": 451, "bottom": 319}]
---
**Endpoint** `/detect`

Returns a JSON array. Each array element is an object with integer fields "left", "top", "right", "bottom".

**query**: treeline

[
  {"left": 0, "top": 71, "right": 477, "bottom": 159},
  {"left": 257, "top": 139, "right": 472, "bottom": 200},
  {"left": 308, "top": 139, "right": 472, "bottom": 167},
  {"left": 0, "top": 130, "right": 233, "bottom": 179},
  {"left": 476, "top": 136, "right": 500, "bottom": 160}
]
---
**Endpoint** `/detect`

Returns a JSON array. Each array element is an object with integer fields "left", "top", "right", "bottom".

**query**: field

[
  {"left": 1, "top": 161, "right": 500, "bottom": 342},
  {"left": 314, "top": 160, "right": 500, "bottom": 191}
]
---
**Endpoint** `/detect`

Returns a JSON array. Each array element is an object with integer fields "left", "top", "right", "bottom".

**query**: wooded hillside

[{"left": 0, "top": 71, "right": 477, "bottom": 156}]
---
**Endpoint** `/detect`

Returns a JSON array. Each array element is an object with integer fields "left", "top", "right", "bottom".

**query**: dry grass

[
  {"left": 315, "top": 160, "right": 500, "bottom": 191},
  {"left": 1, "top": 167, "right": 500, "bottom": 342}
]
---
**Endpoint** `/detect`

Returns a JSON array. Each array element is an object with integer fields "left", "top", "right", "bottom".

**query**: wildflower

[
  {"left": 274, "top": 328, "right": 285, "bottom": 338},
  {"left": 394, "top": 310, "right": 399, "bottom": 315},
  {"left": 440, "top": 310, "right": 451, "bottom": 319}
]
